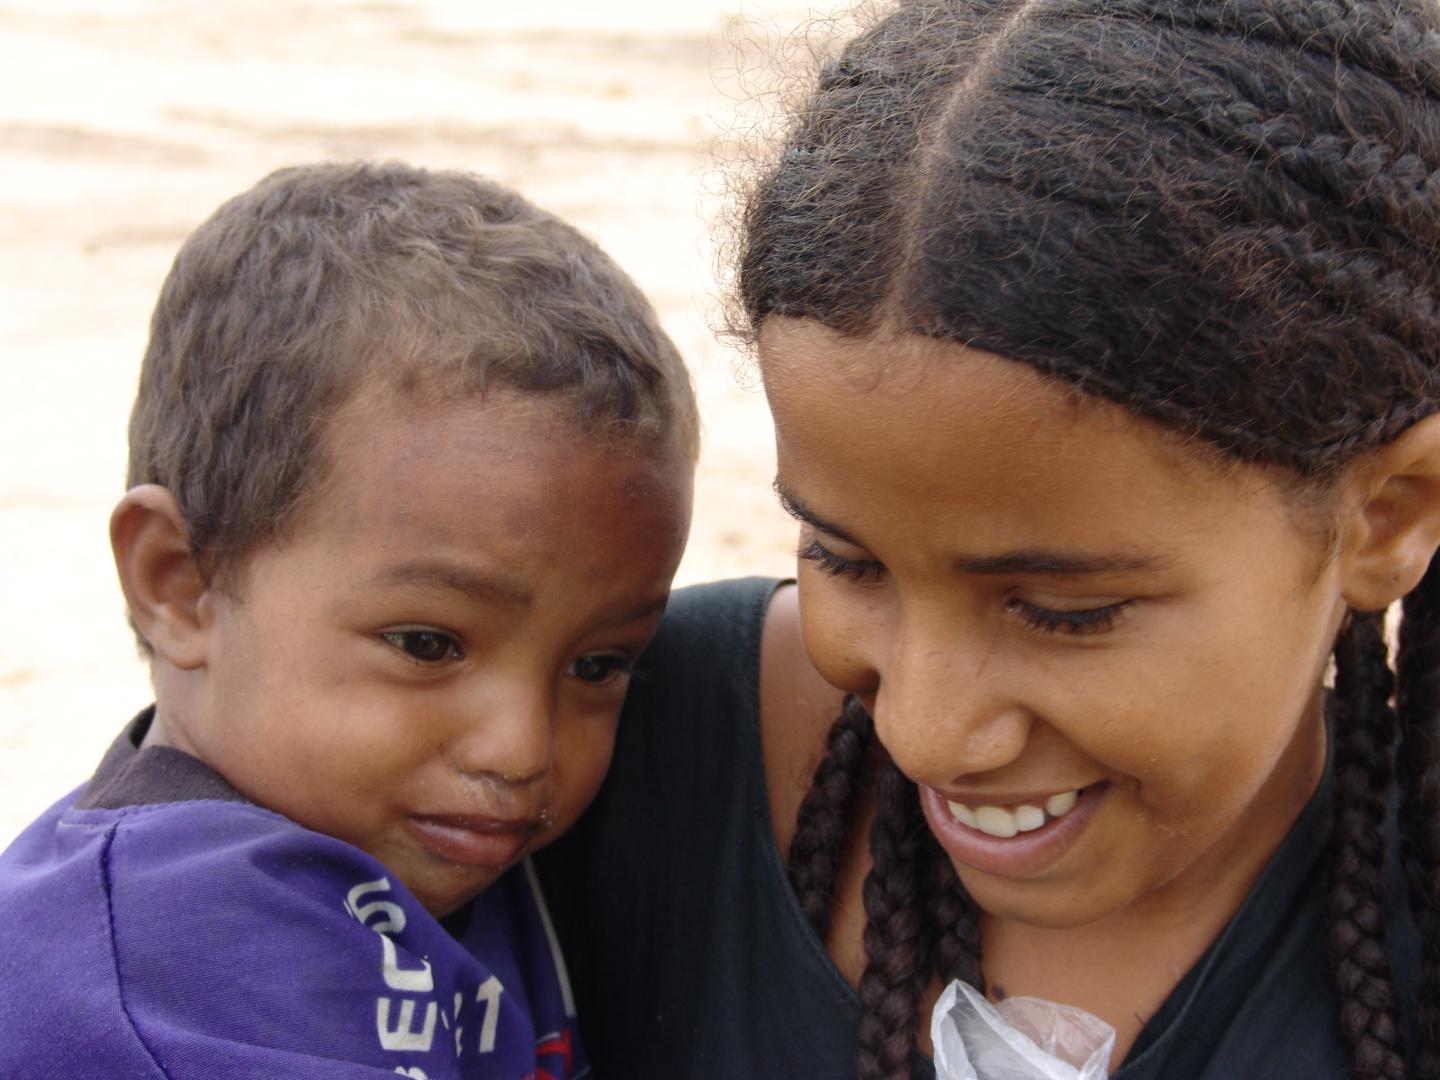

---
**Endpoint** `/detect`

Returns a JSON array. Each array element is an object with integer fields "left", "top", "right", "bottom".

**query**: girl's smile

[
  {"left": 920, "top": 782, "right": 1106, "bottom": 879},
  {"left": 761, "top": 317, "right": 1342, "bottom": 932}
]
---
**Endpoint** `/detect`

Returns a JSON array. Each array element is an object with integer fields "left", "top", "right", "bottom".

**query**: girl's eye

[
  {"left": 798, "top": 538, "right": 885, "bottom": 583},
  {"left": 1007, "top": 599, "right": 1132, "bottom": 636},
  {"left": 381, "top": 629, "right": 463, "bottom": 664},
  {"left": 566, "top": 654, "right": 632, "bottom": 685}
]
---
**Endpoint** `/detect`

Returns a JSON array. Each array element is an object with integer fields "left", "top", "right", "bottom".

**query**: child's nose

[{"left": 449, "top": 686, "right": 555, "bottom": 785}]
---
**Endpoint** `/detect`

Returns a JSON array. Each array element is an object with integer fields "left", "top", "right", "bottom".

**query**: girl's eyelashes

[
  {"left": 797, "top": 538, "right": 885, "bottom": 582},
  {"left": 1006, "top": 598, "right": 1132, "bottom": 636},
  {"left": 380, "top": 628, "right": 463, "bottom": 664},
  {"left": 798, "top": 535, "right": 1134, "bottom": 636},
  {"left": 565, "top": 653, "right": 633, "bottom": 685}
]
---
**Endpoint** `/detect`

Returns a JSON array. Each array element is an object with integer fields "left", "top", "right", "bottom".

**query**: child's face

[
  {"left": 166, "top": 385, "right": 691, "bottom": 916},
  {"left": 761, "top": 318, "right": 1342, "bottom": 932}
]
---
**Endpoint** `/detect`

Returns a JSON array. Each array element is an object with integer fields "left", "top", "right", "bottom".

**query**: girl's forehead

[
  {"left": 760, "top": 316, "right": 1084, "bottom": 405},
  {"left": 763, "top": 319, "right": 1167, "bottom": 460},
  {"left": 759, "top": 317, "right": 1306, "bottom": 538}
]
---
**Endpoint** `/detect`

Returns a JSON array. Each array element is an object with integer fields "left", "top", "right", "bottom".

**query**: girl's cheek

[{"left": 797, "top": 573, "right": 886, "bottom": 697}]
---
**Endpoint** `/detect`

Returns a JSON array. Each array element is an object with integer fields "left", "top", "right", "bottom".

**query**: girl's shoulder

[
  {"left": 644, "top": 576, "right": 782, "bottom": 665},
  {"left": 757, "top": 582, "right": 848, "bottom": 857},
  {"left": 642, "top": 577, "right": 849, "bottom": 834},
  {"left": 630, "top": 576, "right": 843, "bottom": 739}
]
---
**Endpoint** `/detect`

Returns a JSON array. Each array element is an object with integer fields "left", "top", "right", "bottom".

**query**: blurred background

[{"left": 0, "top": 0, "right": 825, "bottom": 846}]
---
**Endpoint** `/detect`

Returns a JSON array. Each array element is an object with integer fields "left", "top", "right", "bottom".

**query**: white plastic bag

[{"left": 930, "top": 979, "right": 1115, "bottom": 1080}]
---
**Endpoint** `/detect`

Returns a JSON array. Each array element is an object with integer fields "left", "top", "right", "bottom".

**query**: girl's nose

[
  {"left": 868, "top": 617, "right": 1032, "bottom": 788},
  {"left": 449, "top": 683, "right": 555, "bottom": 785}
]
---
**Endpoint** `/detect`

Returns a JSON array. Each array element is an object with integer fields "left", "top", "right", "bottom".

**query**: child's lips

[{"left": 406, "top": 812, "right": 544, "bottom": 869}]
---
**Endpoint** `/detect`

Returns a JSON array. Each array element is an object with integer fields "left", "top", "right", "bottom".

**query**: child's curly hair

[
  {"left": 738, "top": 2, "right": 1440, "bottom": 1076},
  {"left": 128, "top": 160, "right": 697, "bottom": 596}
]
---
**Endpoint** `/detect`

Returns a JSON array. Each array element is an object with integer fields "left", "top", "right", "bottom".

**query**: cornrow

[
  {"left": 1396, "top": 557, "right": 1440, "bottom": 1076},
  {"left": 758, "top": 1, "right": 1440, "bottom": 1075},
  {"left": 1112, "top": 0, "right": 1440, "bottom": 92}
]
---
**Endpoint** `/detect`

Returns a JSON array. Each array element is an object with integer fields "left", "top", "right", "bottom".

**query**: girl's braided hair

[{"left": 737, "top": 1, "right": 1440, "bottom": 1076}]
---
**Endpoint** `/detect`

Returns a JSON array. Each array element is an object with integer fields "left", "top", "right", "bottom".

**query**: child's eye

[
  {"left": 566, "top": 654, "right": 632, "bottom": 685},
  {"left": 381, "top": 629, "right": 463, "bottom": 664},
  {"left": 1007, "top": 598, "right": 1132, "bottom": 636},
  {"left": 798, "top": 538, "right": 885, "bottom": 583}
]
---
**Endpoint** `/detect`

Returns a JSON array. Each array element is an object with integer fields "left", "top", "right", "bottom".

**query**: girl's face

[{"left": 760, "top": 318, "right": 1344, "bottom": 931}]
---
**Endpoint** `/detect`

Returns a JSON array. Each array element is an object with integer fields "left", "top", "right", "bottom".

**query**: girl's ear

[
  {"left": 1339, "top": 412, "right": 1440, "bottom": 611},
  {"left": 110, "top": 485, "right": 211, "bottom": 670}
]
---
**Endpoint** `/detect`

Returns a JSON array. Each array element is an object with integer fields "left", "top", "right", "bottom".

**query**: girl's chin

[
  {"left": 950, "top": 868, "right": 1128, "bottom": 931},
  {"left": 919, "top": 782, "right": 1138, "bottom": 930}
]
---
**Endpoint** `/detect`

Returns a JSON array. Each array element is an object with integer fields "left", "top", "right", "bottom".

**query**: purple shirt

[{"left": 0, "top": 715, "right": 589, "bottom": 1079}]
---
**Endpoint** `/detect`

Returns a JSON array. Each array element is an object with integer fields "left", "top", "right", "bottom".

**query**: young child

[
  {"left": 0, "top": 161, "right": 696, "bottom": 1078},
  {"left": 538, "top": 1, "right": 1439, "bottom": 1078}
]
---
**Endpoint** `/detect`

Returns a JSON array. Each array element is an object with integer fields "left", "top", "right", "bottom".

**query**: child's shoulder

[{"left": 0, "top": 714, "right": 586, "bottom": 1079}]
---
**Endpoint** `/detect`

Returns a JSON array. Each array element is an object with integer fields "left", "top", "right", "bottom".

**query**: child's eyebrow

[
  {"left": 773, "top": 479, "right": 1170, "bottom": 576},
  {"left": 601, "top": 593, "right": 672, "bottom": 628},
  {"left": 368, "top": 559, "right": 532, "bottom": 607}
]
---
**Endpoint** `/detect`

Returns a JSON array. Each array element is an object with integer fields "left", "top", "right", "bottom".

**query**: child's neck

[{"left": 140, "top": 664, "right": 209, "bottom": 758}]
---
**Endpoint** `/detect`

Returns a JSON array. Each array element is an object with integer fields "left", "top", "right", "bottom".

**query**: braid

[
  {"left": 1396, "top": 558, "right": 1440, "bottom": 1076},
  {"left": 857, "top": 751, "right": 931, "bottom": 1080},
  {"left": 789, "top": 697, "right": 982, "bottom": 1074},
  {"left": 922, "top": 827, "right": 984, "bottom": 991},
  {"left": 1329, "top": 610, "right": 1407, "bottom": 1079},
  {"left": 788, "top": 696, "right": 875, "bottom": 937},
  {"left": 1109, "top": 0, "right": 1440, "bottom": 94}
]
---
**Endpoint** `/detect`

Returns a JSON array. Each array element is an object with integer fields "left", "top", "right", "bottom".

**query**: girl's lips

[
  {"left": 920, "top": 782, "right": 1107, "bottom": 880},
  {"left": 406, "top": 814, "right": 541, "bottom": 869}
]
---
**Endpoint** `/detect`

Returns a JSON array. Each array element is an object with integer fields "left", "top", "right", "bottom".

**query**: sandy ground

[{"left": 0, "top": 0, "right": 831, "bottom": 847}]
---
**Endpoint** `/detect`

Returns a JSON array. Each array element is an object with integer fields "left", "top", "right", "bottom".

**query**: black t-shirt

[{"left": 537, "top": 578, "right": 1419, "bottom": 1078}]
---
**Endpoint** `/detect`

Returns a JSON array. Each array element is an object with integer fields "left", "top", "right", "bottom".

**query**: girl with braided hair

[{"left": 538, "top": 1, "right": 1440, "bottom": 1076}]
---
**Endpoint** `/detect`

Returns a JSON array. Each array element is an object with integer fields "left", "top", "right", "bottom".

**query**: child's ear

[
  {"left": 110, "top": 485, "right": 211, "bottom": 669},
  {"left": 1339, "top": 412, "right": 1440, "bottom": 611}
]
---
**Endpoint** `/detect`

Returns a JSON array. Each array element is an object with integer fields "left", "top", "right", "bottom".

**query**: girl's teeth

[
  {"left": 1046, "top": 790, "right": 1078, "bottom": 816},
  {"left": 974, "top": 806, "right": 1018, "bottom": 839},
  {"left": 1014, "top": 805, "right": 1046, "bottom": 832},
  {"left": 946, "top": 800, "right": 977, "bottom": 828},
  {"left": 945, "top": 789, "right": 1081, "bottom": 838}
]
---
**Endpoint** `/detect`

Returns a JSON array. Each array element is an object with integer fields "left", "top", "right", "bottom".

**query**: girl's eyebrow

[
  {"left": 952, "top": 551, "right": 1171, "bottom": 576},
  {"left": 773, "top": 479, "right": 1170, "bottom": 576},
  {"left": 773, "top": 481, "right": 860, "bottom": 545}
]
